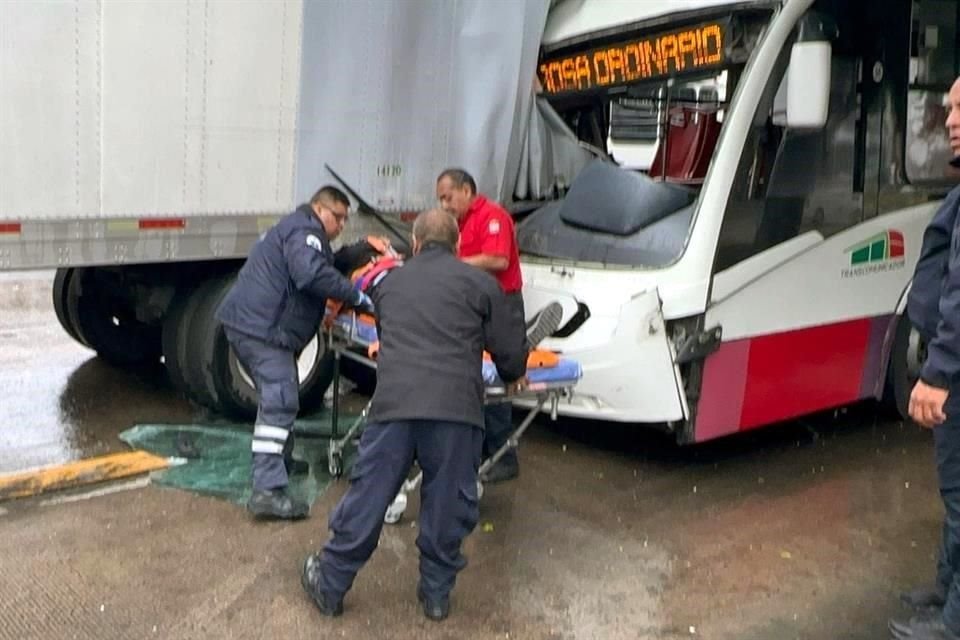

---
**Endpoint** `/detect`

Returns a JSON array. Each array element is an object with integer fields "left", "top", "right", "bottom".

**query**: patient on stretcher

[{"left": 326, "top": 236, "right": 573, "bottom": 386}]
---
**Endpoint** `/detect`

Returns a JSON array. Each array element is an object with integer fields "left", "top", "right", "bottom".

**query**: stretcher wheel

[{"left": 328, "top": 452, "right": 343, "bottom": 477}]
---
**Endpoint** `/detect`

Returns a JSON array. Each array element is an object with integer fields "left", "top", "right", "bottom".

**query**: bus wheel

[{"left": 887, "top": 315, "right": 925, "bottom": 420}]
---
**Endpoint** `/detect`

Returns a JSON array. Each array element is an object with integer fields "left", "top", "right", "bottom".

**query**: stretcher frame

[{"left": 322, "top": 314, "right": 578, "bottom": 499}]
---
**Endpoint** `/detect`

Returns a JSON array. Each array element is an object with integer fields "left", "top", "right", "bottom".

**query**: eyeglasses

[{"left": 324, "top": 207, "right": 349, "bottom": 223}]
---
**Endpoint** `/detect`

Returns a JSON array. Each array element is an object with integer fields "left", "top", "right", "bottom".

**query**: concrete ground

[{"left": 0, "top": 270, "right": 945, "bottom": 639}]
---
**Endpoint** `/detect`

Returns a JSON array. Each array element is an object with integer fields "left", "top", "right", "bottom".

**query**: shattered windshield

[
  {"left": 519, "top": 9, "right": 770, "bottom": 268},
  {"left": 518, "top": 72, "right": 730, "bottom": 267}
]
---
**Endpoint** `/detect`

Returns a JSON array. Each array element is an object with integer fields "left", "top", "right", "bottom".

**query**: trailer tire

[
  {"left": 161, "top": 285, "right": 201, "bottom": 397},
  {"left": 179, "top": 277, "right": 232, "bottom": 412},
  {"left": 182, "top": 276, "right": 335, "bottom": 418},
  {"left": 71, "top": 268, "right": 162, "bottom": 367},
  {"left": 210, "top": 330, "right": 334, "bottom": 419},
  {"left": 887, "top": 314, "right": 925, "bottom": 420},
  {"left": 53, "top": 268, "right": 89, "bottom": 348}
]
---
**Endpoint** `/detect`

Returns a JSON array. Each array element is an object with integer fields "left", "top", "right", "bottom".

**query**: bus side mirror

[
  {"left": 786, "top": 40, "right": 831, "bottom": 129},
  {"left": 786, "top": 13, "right": 836, "bottom": 130}
]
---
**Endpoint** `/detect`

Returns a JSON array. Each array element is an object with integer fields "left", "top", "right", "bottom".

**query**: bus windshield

[{"left": 519, "top": 8, "right": 773, "bottom": 268}]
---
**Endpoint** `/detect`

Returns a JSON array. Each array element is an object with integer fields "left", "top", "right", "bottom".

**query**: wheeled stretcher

[{"left": 322, "top": 311, "right": 582, "bottom": 522}]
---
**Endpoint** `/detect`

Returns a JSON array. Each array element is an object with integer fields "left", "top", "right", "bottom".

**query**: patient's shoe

[{"left": 526, "top": 302, "right": 563, "bottom": 350}]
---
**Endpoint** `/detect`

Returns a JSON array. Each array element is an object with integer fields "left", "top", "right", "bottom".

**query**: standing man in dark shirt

[
  {"left": 436, "top": 168, "right": 561, "bottom": 483},
  {"left": 891, "top": 77, "right": 960, "bottom": 640},
  {"left": 301, "top": 209, "right": 527, "bottom": 622},
  {"left": 216, "top": 186, "right": 374, "bottom": 521}
]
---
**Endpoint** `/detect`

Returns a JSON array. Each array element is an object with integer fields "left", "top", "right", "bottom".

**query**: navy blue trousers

[
  {"left": 318, "top": 420, "right": 482, "bottom": 600},
  {"left": 483, "top": 402, "right": 516, "bottom": 466},
  {"left": 225, "top": 328, "right": 299, "bottom": 491},
  {"left": 935, "top": 392, "right": 960, "bottom": 634},
  {"left": 483, "top": 291, "right": 525, "bottom": 467}
]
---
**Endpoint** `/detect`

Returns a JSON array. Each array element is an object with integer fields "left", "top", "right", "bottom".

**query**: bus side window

[
  {"left": 714, "top": 26, "right": 862, "bottom": 273},
  {"left": 905, "top": 0, "right": 959, "bottom": 184},
  {"left": 713, "top": 35, "right": 794, "bottom": 272}
]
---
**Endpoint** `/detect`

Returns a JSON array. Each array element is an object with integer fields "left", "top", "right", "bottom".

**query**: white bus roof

[{"left": 543, "top": 0, "right": 773, "bottom": 48}]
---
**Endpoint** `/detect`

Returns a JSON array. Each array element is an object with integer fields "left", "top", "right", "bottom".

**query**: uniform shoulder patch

[
  {"left": 488, "top": 219, "right": 500, "bottom": 234},
  {"left": 306, "top": 234, "right": 324, "bottom": 253}
]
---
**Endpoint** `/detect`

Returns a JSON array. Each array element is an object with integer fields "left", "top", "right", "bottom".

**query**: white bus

[{"left": 518, "top": 0, "right": 959, "bottom": 443}]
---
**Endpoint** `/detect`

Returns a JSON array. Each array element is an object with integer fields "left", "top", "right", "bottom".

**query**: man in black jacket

[
  {"left": 891, "top": 77, "right": 960, "bottom": 640},
  {"left": 216, "top": 186, "right": 374, "bottom": 520},
  {"left": 301, "top": 209, "right": 527, "bottom": 622}
]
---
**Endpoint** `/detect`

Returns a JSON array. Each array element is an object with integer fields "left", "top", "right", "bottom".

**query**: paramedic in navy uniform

[
  {"left": 435, "top": 167, "right": 560, "bottom": 483},
  {"left": 891, "top": 76, "right": 960, "bottom": 640},
  {"left": 300, "top": 209, "right": 527, "bottom": 622},
  {"left": 216, "top": 186, "right": 374, "bottom": 521}
]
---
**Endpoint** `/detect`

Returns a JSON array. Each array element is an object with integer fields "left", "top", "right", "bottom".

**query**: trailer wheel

[
  {"left": 180, "top": 277, "right": 233, "bottom": 412},
  {"left": 71, "top": 268, "right": 162, "bottom": 366},
  {"left": 52, "top": 268, "right": 88, "bottom": 348},
  {"left": 161, "top": 285, "right": 201, "bottom": 397},
  {"left": 887, "top": 314, "right": 925, "bottom": 420},
  {"left": 212, "top": 330, "right": 334, "bottom": 419},
  {"left": 182, "top": 276, "right": 335, "bottom": 418}
]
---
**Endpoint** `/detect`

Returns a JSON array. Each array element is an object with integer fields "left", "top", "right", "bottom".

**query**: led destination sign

[{"left": 538, "top": 20, "right": 727, "bottom": 96}]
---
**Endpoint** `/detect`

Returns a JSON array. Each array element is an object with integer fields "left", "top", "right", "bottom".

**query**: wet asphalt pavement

[{"left": 0, "top": 270, "right": 948, "bottom": 639}]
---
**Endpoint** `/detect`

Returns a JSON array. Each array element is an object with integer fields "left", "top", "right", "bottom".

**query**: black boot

[
  {"left": 481, "top": 456, "right": 519, "bottom": 484},
  {"left": 889, "top": 614, "right": 960, "bottom": 639},
  {"left": 301, "top": 554, "right": 343, "bottom": 617},
  {"left": 902, "top": 585, "right": 948, "bottom": 610},
  {"left": 417, "top": 587, "right": 449, "bottom": 622},
  {"left": 246, "top": 488, "right": 309, "bottom": 520}
]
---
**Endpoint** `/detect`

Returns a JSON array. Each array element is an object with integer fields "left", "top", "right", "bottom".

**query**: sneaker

[
  {"left": 301, "top": 554, "right": 344, "bottom": 617},
  {"left": 246, "top": 489, "right": 310, "bottom": 520},
  {"left": 417, "top": 587, "right": 450, "bottom": 622},
  {"left": 525, "top": 302, "right": 563, "bottom": 351}
]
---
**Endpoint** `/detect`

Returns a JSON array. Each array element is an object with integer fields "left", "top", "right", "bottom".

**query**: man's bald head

[{"left": 412, "top": 208, "right": 459, "bottom": 255}]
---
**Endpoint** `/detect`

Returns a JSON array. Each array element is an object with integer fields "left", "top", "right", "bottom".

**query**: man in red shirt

[{"left": 436, "top": 168, "right": 560, "bottom": 483}]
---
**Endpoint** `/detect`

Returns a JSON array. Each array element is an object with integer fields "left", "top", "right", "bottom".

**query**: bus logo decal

[{"left": 841, "top": 230, "right": 905, "bottom": 278}]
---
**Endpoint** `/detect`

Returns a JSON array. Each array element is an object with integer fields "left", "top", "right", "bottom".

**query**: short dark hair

[
  {"left": 436, "top": 168, "right": 477, "bottom": 195},
  {"left": 310, "top": 185, "right": 350, "bottom": 208},
  {"left": 413, "top": 209, "right": 459, "bottom": 251}
]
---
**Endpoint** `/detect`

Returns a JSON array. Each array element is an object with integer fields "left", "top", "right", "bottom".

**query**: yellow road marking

[{"left": 0, "top": 450, "right": 170, "bottom": 501}]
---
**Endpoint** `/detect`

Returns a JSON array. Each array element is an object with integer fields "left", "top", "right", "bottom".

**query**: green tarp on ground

[{"left": 119, "top": 412, "right": 360, "bottom": 507}]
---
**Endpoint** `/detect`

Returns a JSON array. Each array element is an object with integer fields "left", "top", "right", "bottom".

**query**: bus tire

[{"left": 886, "top": 314, "right": 925, "bottom": 420}]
